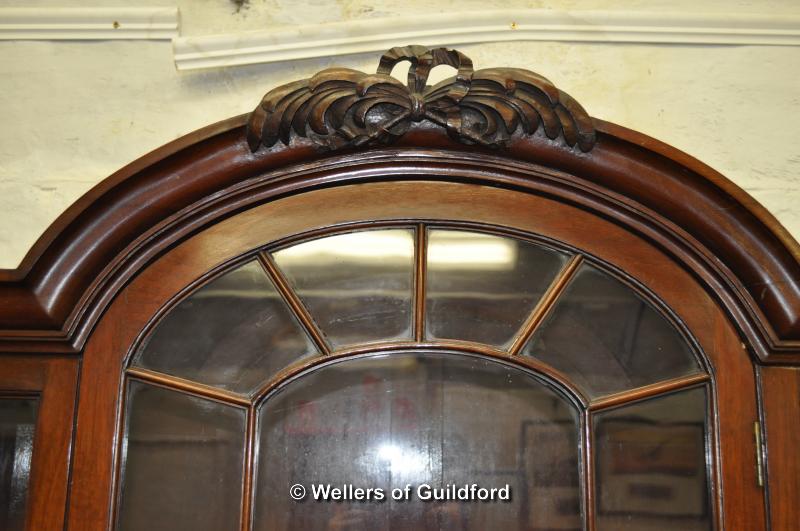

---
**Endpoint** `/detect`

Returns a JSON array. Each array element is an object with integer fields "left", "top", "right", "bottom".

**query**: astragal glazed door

[{"left": 0, "top": 46, "right": 797, "bottom": 531}]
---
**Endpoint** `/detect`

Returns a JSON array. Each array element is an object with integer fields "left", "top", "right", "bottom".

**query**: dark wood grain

[
  {"left": 64, "top": 181, "right": 769, "bottom": 529},
  {"left": 126, "top": 367, "right": 251, "bottom": 407},
  {"left": 0, "top": 356, "right": 79, "bottom": 531},
  {"left": 247, "top": 45, "right": 595, "bottom": 152},
  {"left": 588, "top": 373, "right": 711, "bottom": 411},
  {"left": 759, "top": 366, "right": 800, "bottom": 530},
  {"left": 0, "top": 119, "right": 796, "bottom": 362},
  {"left": 257, "top": 252, "right": 330, "bottom": 355},
  {"left": 0, "top": 47, "right": 795, "bottom": 531},
  {"left": 241, "top": 405, "right": 256, "bottom": 531},
  {"left": 508, "top": 254, "right": 583, "bottom": 355},
  {"left": 583, "top": 414, "right": 596, "bottom": 531},
  {"left": 0, "top": 46, "right": 794, "bottom": 359}
]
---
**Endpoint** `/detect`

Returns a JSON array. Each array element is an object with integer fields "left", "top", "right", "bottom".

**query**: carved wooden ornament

[{"left": 247, "top": 45, "right": 596, "bottom": 152}]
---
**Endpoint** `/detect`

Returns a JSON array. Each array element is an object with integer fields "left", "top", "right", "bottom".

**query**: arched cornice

[{"left": 0, "top": 47, "right": 797, "bottom": 363}]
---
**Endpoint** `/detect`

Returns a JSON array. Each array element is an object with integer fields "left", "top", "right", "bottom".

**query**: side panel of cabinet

[
  {"left": 0, "top": 356, "right": 79, "bottom": 531},
  {"left": 759, "top": 366, "right": 800, "bottom": 531}
]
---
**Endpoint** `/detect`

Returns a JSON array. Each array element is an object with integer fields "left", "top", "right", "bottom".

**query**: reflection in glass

[
  {"left": 522, "top": 263, "right": 701, "bottom": 397},
  {"left": 426, "top": 230, "right": 568, "bottom": 348},
  {"left": 117, "top": 382, "right": 245, "bottom": 531},
  {"left": 595, "top": 387, "right": 711, "bottom": 531},
  {"left": 253, "top": 352, "right": 582, "bottom": 531},
  {"left": 0, "top": 398, "right": 38, "bottom": 531},
  {"left": 272, "top": 230, "right": 415, "bottom": 348},
  {"left": 135, "top": 261, "right": 317, "bottom": 395}
]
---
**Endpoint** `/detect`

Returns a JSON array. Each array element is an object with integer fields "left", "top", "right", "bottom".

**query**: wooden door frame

[
  {"left": 0, "top": 356, "right": 79, "bottom": 531},
  {"left": 68, "top": 181, "right": 758, "bottom": 529},
  {"left": 0, "top": 46, "right": 796, "bottom": 529}
]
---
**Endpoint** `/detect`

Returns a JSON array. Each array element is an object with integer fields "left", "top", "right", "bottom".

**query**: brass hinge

[{"left": 754, "top": 421, "right": 765, "bottom": 488}]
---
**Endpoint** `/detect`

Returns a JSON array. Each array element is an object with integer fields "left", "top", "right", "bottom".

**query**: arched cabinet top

[{"left": 0, "top": 45, "right": 798, "bottom": 364}]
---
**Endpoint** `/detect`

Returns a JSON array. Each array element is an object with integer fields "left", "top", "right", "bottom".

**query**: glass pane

[
  {"left": 594, "top": 387, "right": 711, "bottom": 531},
  {"left": 522, "top": 263, "right": 701, "bottom": 397},
  {"left": 272, "top": 229, "right": 415, "bottom": 349},
  {"left": 426, "top": 230, "right": 569, "bottom": 348},
  {"left": 0, "top": 398, "right": 38, "bottom": 531},
  {"left": 135, "top": 261, "right": 317, "bottom": 395},
  {"left": 117, "top": 381, "right": 246, "bottom": 531},
  {"left": 253, "top": 352, "right": 582, "bottom": 531}
]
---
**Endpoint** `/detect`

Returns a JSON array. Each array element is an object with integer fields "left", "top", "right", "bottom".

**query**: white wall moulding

[
  {"left": 0, "top": 7, "right": 179, "bottom": 40},
  {"left": 173, "top": 9, "right": 800, "bottom": 71}
]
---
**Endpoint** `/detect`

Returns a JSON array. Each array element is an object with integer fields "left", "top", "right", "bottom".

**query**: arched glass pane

[
  {"left": 117, "top": 381, "right": 246, "bottom": 531},
  {"left": 134, "top": 261, "right": 317, "bottom": 395},
  {"left": 522, "top": 263, "right": 701, "bottom": 397},
  {"left": 272, "top": 229, "right": 415, "bottom": 349},
  {"left": 253, "top": 352, "right": 582, "bottom": 531},
  {"left": 425, "top": 230, "right": 569, "bottom": 348},
  {"left": 594, "top": 387, "right": 711, "bottom": 531}
]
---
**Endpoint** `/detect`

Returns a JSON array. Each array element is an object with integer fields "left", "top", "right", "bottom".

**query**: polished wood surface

[
  {"left": 0, "top": 356, "right": 78, "bottom": 531},
  {"left": 759, "top": 366, "right": 800, "bottom": 530},
  {"left": 413, "top": 224, "right": 427, "bottom": 342},
  {"left": 126, "top": 367, "right": 250, "bottom": 407},
  {"left": 257, "top": 253, "right": 330, "bottom": 355},
  {"left": 588, "top": 373, "right": 711, "bottom": 412},
  {"left": 247, "top": 45, "right": 595, "bottom": 152},
  {"left": 0, "top": 118, "right": 796, "bottom": 364},
  {"left": 62, "top": 181, "right": 771, "bottom": 529},
  {"left": 0, "top": 47, "right": 795, "bottom": 530},
  {"left": 507, "top": 254, "right": 582, "bottom": 355}
]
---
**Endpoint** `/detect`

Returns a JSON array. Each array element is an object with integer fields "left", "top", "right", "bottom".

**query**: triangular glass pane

[
  {"left": 425, "top": 230, "right": 569, "bottom": 348},
  {"left": 522, "top": 262, "right": 701, "bottom": 398},
  {"left": 134, "top": 260, "right": 318, "bottom": 395},
  {"left": 271, "top": 229, "right": 415, "bottom": 349}
]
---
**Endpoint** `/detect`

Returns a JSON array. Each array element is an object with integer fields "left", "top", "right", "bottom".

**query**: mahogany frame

[
  {"left": 0, "top": 118, "right": 798, "bottom": 363},
  {"left": 0, "top": 356, "right": 78, "bottom": 531},
  {"left": 61, "top": 180, "right": 761, "bottom": 530},
  {"left": 0, "top": 47, "right": 797, "bottom": 530},
  {"left": 117, "top": 220, "right": 717, "bottom": 531}
]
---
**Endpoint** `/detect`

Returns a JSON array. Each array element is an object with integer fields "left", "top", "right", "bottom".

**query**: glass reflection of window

[
  {"left": 425, "top": 230, "right": 568, "bottom": 348},
  {"left": 272, "top": 229, "right": 415, "bottom": 349},
  {"left": 119, "top": 225, "right": 713, "bottom": 531}
]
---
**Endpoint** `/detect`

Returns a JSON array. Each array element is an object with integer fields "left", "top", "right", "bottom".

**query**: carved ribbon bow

[{"left": 247, "top": 45, "right": 595, "bottom": 152}]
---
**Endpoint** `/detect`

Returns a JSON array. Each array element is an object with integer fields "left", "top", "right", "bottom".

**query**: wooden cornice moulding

[
  {"left": 173, "top": 9, "right": 800, "bottom": 70},
  {"left": 0, "top": 46, "right": 798, "bottom": 364},
  {"left": 0, "top": 7, "right": 179, "bottom": 41}
]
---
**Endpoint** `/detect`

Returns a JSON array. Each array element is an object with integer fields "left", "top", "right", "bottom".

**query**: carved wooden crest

[{"left": 247, "top": 45, "right": 596, "bottom": 152}]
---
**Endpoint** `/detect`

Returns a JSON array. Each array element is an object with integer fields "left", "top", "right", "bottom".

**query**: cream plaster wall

[{"left": 1, "top": 0, "right": 799, "bottom": 269}]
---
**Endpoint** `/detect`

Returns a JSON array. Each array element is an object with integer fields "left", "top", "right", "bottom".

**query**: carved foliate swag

[{"left": 247, "top": 45, "right": 596, "bottom": 152}]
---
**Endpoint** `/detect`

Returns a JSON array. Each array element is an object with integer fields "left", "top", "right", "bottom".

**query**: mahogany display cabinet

[{"left": 0, "top": 46, "right": 798, "bottom": 531}]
